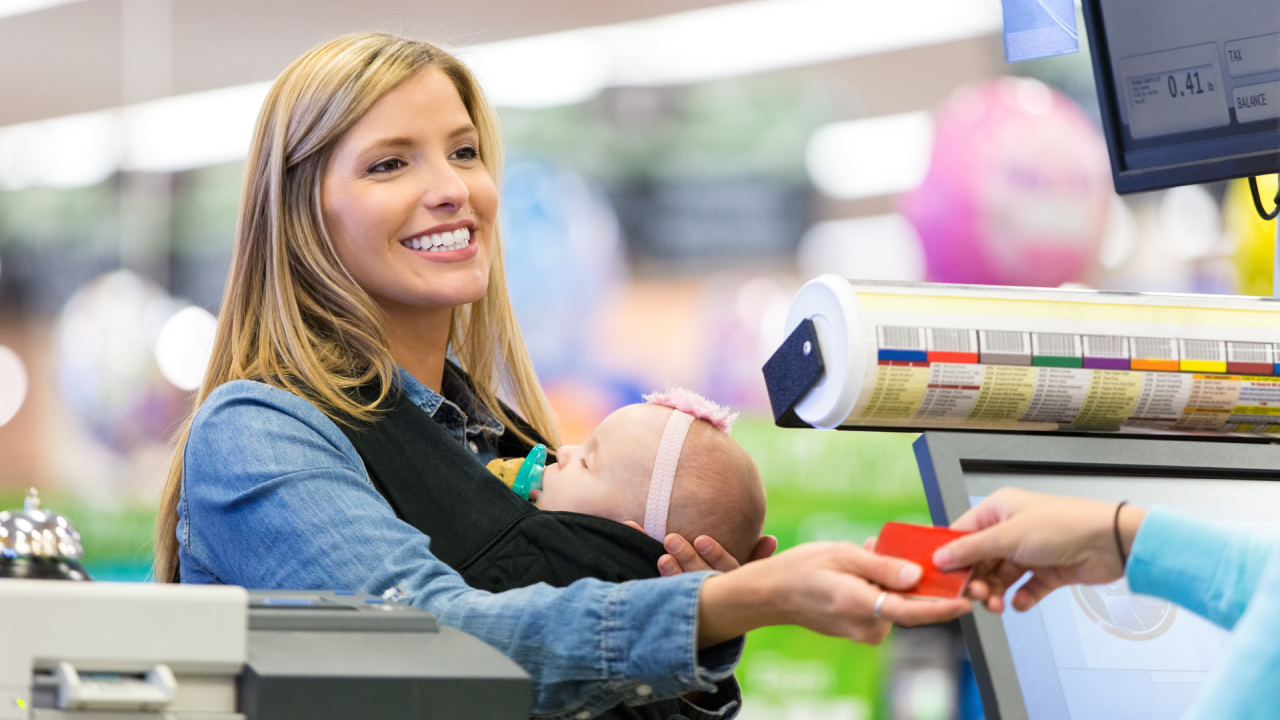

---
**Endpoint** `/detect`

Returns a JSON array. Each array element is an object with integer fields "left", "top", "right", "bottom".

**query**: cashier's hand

[
  {"left": 656, "top": 533, "right": 779, "bottom": 575},
  {"left": 933, "top": 488, "right": 1146, "bottom": 614}
]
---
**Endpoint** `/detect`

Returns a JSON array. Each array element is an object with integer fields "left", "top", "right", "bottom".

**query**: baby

[{"left": 489, "top": 387, "right": 767, "bottom": 564}]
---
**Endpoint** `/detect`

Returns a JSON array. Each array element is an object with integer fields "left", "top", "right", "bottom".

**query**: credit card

[{"left": 874, "top": 521, "right": 973, "bottom": 599}]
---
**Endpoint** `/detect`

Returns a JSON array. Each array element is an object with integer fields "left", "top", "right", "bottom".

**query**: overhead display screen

[{"left": 1090, "top": 0, "right": 1280, "bottom": 189}]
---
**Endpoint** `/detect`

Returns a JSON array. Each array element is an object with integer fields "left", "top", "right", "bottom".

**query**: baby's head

[{"left": 535, "top": 389, "right": 766, "bottom": 563}]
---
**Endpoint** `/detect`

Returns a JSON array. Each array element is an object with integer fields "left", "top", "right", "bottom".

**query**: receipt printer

[{"left": 0, "top": 581, "right": 530, "bottom": 719}]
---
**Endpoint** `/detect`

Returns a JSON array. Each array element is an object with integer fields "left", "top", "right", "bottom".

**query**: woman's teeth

[{"left": 403, "top": 227, "right": 471, "bottom": 252}]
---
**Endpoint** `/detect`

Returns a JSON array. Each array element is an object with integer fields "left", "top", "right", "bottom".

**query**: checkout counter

[{"left": 0, "top": 491, "right": 530, "bottom": 720}]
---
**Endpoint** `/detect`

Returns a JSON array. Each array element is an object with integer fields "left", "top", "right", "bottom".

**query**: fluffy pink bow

[{"left": 643, "top": 385, "right": 738, "bottom": 435}]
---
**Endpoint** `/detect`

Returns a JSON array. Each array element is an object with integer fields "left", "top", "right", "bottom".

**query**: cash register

[{"left": 0, "top": 491, "right": 530, "bottom": 720}]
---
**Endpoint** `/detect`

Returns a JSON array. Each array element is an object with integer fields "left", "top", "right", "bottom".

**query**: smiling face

[
  {"left": 321, "top": 66, "right": 498, "bottom": 314},
  {"left": 534, "top": 404, "right": 669, "bottom": 523}
]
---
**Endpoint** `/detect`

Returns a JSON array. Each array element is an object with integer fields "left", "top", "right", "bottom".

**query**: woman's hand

[
  {"left": 696, "top": 542, "right": 971, "bottom": 648},
  {"left": 656, "top": 533, "right": 779, "bottom": 575},
  {"left": 934, "top": 488, "right": 1146, "bottom": 614}
]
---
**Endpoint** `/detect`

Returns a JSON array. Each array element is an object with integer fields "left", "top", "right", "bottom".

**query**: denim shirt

[
  {"left": 411, "top": 362, "right": 506, "bottom": 465},
  {"left": 177, "top": 372, "right": 742, "bottom": 719}
]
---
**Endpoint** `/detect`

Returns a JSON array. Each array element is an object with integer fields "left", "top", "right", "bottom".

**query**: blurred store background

[{"left": 0, "top": 0, "right": 1276, "bottom": 718}]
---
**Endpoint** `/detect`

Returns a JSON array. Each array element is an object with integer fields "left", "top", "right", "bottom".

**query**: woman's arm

[
  {"left": 652, "top": 516, "right": 971, "bottom": 645},
  {"left": 184, "top": 381, "right": 972, "bottom": 716},
  {"left": 642, "top": 536, "right": 971, "bottom": 648},
  {"left": 697, "top": 542, "right": 973, "bottom": 647},
  {"left": 182, "top": 381, "right": 730, "bottom": 718}
]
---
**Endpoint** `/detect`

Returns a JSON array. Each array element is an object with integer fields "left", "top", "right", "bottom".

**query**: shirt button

[
  {"left": 469, "top": 441, "right": 479, "bottom": 453},
  {"left": 635, "top": 684, "right": 652, "bottom": 697}
]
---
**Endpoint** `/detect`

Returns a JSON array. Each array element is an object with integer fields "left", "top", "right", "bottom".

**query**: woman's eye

[
  {"left": 368, "top": 158, "right": 407, "bottom": 174},
  {"left": 451, "top": 145, "right": 479, "bottom": 161}
]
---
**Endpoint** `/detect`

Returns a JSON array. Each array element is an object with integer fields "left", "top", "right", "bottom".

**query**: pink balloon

[{"left": 901, "top": 78, "right": 1112, "bottom": 287}]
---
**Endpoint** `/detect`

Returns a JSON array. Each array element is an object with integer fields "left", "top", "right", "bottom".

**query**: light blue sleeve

[
  {"left": 1183, "top": 546, "right": 1280, "bottom": 720},
  {"left": 179, "top": 380, "right": 742, "bottom": 720},
  {"left": 1127, "top": 506, "right": 1280, "bottom": 720},
  {"left": 1127, "top": 506, "right": 1271, "bottom": 629}
]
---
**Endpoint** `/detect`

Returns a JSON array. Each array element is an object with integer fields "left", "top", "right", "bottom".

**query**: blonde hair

[{"left": 154, "top": 32, "right": 560, "bottom": 582}]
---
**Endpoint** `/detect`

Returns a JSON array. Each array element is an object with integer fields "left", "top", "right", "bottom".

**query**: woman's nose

[{"left": 419, "top": 160, "right": 469, "bottom": 212}]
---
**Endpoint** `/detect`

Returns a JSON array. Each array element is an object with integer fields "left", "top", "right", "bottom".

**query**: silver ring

[{"left": 872, "top": 591, "right": 889, "bottom": 622}]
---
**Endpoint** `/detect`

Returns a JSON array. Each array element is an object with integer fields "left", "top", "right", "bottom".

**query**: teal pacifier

[{"left": 511, "top": 444, "right": 547, "bottom": 501}]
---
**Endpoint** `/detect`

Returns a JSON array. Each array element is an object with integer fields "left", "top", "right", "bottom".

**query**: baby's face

[{"left": 534, "top": 404, "right": 668, "bottom": 524}]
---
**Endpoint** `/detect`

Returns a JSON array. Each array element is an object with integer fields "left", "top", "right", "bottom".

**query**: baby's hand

[{"left": 621, "top": 520, "right": 645, "bottom": 533}]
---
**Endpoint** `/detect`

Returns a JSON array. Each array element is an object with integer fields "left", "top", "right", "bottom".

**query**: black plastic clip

[{"left": 761, "top": 319, "right": 824, "bottom": 428}]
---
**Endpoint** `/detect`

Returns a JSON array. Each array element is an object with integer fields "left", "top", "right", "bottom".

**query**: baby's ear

[{"left": 621, "top": 520, "right": 645, "bottom": 533}]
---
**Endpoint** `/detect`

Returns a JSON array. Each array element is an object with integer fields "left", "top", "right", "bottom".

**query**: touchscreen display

[
  {"left": 1098, "top": 0, "right": 1280, "bottom": 171},
  {"left": 962, "top": 473, "right": 1280, "bottom": 719}
]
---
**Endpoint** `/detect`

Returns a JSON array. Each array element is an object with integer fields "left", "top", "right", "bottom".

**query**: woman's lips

[{"left": 400, "top": 225, "right": 477, "bottom": 262}]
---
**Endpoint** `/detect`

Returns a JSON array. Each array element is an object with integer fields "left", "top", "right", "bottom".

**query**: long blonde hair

[{"left": 154, "top": 32, "right": 560, "bottom": 583}]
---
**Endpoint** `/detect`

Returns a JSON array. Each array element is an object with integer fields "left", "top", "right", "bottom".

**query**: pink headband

[{"left": 640, "top": 386, "right": 738, "bottom": 542}]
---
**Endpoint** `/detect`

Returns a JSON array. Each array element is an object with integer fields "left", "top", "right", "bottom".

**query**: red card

[{"left": 874, "top": 521, "right": 973, "bottom": 599}]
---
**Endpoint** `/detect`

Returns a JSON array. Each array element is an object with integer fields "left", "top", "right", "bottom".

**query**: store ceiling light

[
  {"left": 467, "top": 0, "right": 1002, "bottom": 106},
  {"left": 0, "top": 111, "right": 119, "bottom": 190},
  {"left": 154, "top": 305, "right": 218, "bottom": 392},
  {"left": 0, "top": 346, "right": 28, "bottom": 427},
  {"left": 0, "top": 0, "right": 84, "bottom": 20},
  {"left": 459, "top": 31, "right": 613, "bottom": 110},
  {"left": 0, "top": 0, "right": 999, "bottom": 186},
  {"left": 604, "top": 0, "right": 1002, "bottom": 88},
  {"left": 0, "top": 83, "right": 269, "bottom": 189},
  {"left": 123, "top": 82, "right": 270, "bottom": 173},
  {"left": 796, "top": 213, "right": 926, "bottom": 282},
  {"left": 805, "top": 111, "right": 935, "bottom": 200}
]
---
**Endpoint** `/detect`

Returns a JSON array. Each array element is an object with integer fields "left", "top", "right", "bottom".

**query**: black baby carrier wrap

[{"left": 335, "top": 385, "right": 739, "bottom": 720}]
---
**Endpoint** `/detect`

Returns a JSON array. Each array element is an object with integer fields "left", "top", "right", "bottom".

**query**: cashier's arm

[{"left": 934, "top": 488, "right": 1146, "bottom": 614}]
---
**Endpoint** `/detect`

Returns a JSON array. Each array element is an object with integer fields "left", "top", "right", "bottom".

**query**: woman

[
  {"left": 155, "top": 32, "right": 970, "bottom": 719},
  {"left": 936, "top": 488, "right": 1280, "bottom": 719}
]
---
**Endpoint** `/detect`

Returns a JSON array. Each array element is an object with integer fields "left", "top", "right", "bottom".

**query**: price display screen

[{"left": 1095, "top": 0, "right": 1280, "bottom": 184}]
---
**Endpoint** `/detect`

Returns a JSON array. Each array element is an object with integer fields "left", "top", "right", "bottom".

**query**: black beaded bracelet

[{"left": 1114, "top": 501, "right": 1129, "bottom": 569}]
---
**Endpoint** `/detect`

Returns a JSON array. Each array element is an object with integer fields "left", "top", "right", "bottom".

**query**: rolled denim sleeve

[
  {"left": 1127, "top": 506, "right": 1272, "bottom": 629},
  {"left": 179, "top": 381, "right": 741, "bottom": 719}
]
